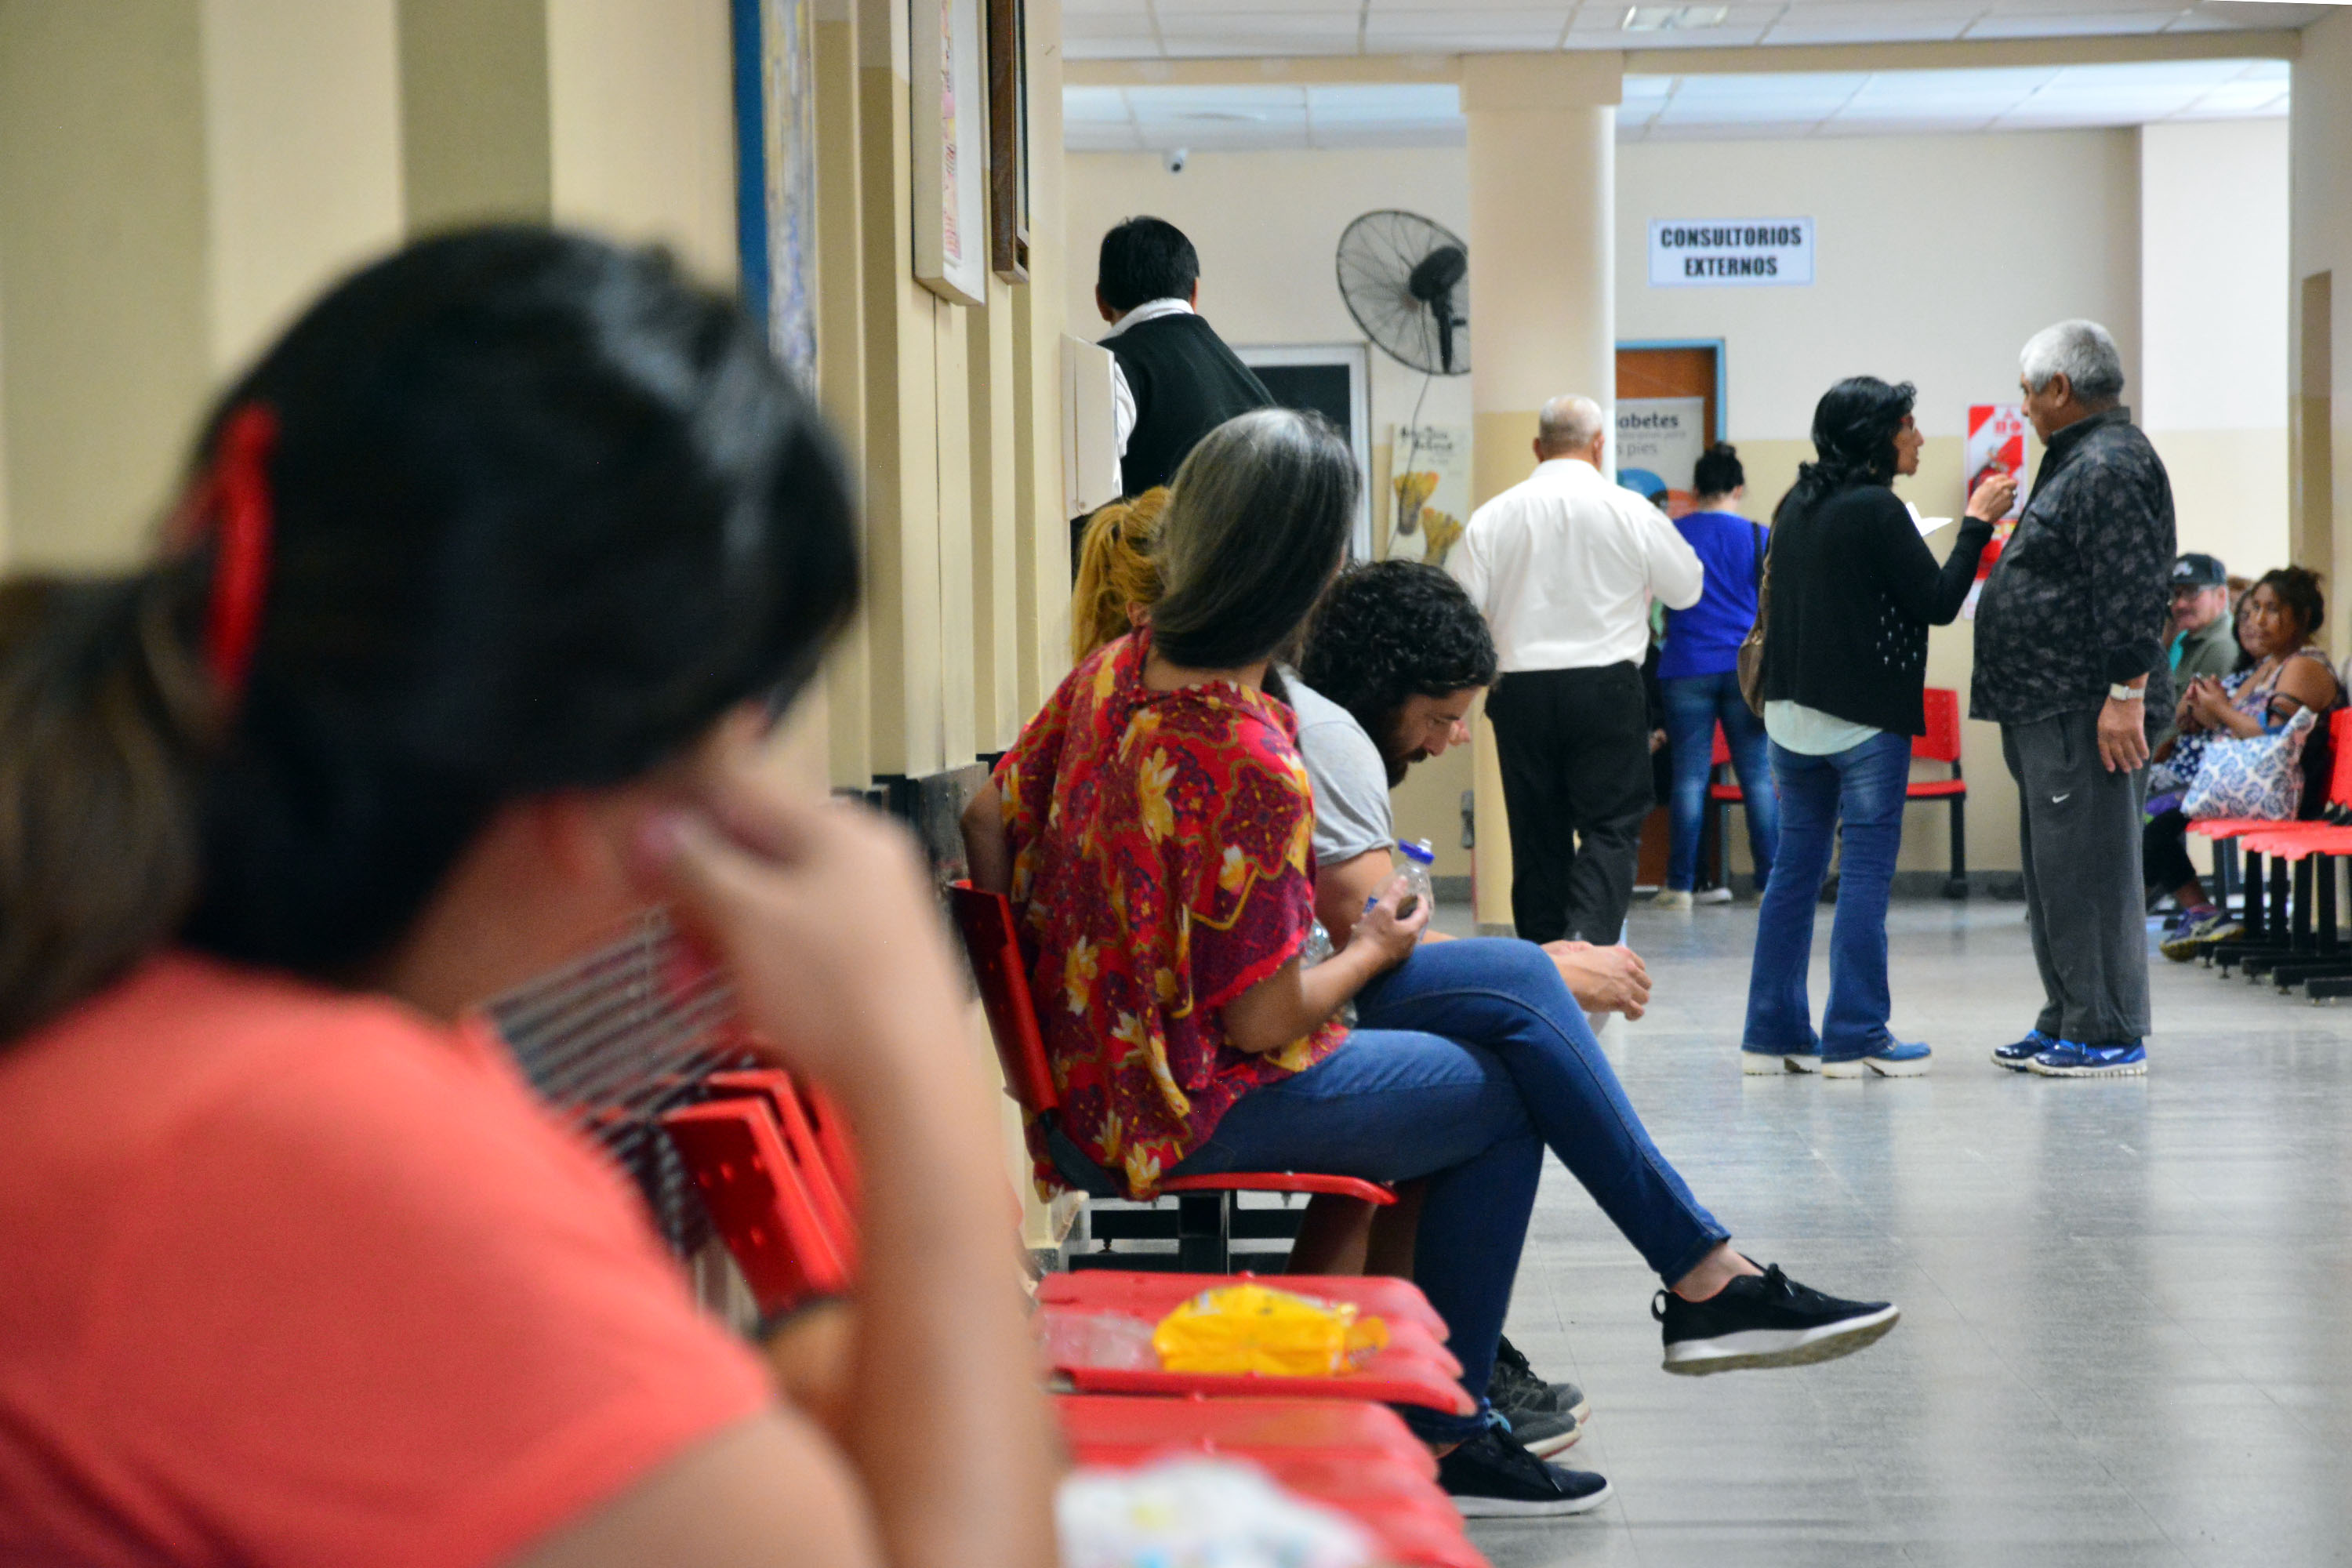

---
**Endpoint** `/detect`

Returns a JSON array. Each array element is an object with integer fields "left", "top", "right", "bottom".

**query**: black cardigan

[{"left": 1758, "top": 483, "right": 1994, "bottom": 737}]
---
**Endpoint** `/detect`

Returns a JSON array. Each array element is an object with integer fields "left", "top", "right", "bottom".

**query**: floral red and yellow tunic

[{"left": 995, "top": 630, "right": 1345, "bottom": 1199}]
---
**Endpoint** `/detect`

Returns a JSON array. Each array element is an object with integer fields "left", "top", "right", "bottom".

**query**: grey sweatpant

[{"left": 2002, "top": 706, "right": 2152, "bottom": 1045}]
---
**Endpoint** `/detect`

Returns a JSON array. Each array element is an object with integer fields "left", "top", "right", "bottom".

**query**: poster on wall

[
  {"left": 1386, "top": 423, "right": 1472, "bottom": 568},
  {"left": 911, "top": 0, "right": 988, "bottom": 305},
  {"left": 1615, "top": 397, "right": 1708, "bottom": 514},
  {"left": 759, "top": 0, "right": 819, "bottom": 380},
  {"left": 1965, "top": 401, "right": 2027, "bottom": 578}
]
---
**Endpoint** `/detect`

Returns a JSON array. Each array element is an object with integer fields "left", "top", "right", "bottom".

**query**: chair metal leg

[
  {"left": 1944, "top": 800, "right": 1969, "bottom": 898},
  {"left": 1176, "top": 1191, "right": 1232, "bottom": 1273}
]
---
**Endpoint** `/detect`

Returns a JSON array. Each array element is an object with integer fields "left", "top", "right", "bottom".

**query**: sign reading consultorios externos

[{"left": 1649, "top": 218, "right": 1813, "bottom": 287}]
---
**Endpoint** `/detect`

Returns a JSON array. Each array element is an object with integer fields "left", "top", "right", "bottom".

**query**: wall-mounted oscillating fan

[{"left": 1335, "top": 209, "right": 1470, "bottom": 376}]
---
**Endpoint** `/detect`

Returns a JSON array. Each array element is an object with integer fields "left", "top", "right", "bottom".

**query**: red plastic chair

[
  {"left": 701, "top": 1069, "right": 857, "bottom": 1266},
  {"left": 660, "top": 1096, "right": 851, "bottom": 1316},
  {"left": 949, "top": 882, "right": 1392, "bottom": 1273},
  {"left": 1705, "top": 688, "right": 1967, "bottom": 896},
  {"left": 1040, "top": 1302, "right": 1469, "bottom": 1412},
  {"left": 1038, "top": 1270, "right": 1450, "bottom": 1339},
  {"left": 1058, "top": 1395, "right": 1488, "bottom": 1568},
  {"left": 1907, "top": 688, "right": 1969, "bottom": 898}
]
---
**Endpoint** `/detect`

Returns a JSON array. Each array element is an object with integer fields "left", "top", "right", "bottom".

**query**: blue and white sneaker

[
  {"left": 1821, "top": 1041, "right": 1932, "bottom": 1078},
  {"left": 1741, "top": 1049, "right": 1821, "bottom": 1075},
  {"left": 1992, "top": 1029, "right": 2056, "bottom": 1072},
  {"left": 2026, "top": 1040, "right": 2148, "bottom": 1077}
]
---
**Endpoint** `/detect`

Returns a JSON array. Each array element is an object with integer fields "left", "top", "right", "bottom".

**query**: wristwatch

[{"left": 2109, "top": 683, "right": 2144, "bottom": 702}]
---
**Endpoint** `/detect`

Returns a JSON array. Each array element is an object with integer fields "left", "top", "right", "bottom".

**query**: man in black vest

[{"left": 1074, "top": 218, "right": 1273, "bottom": 568}]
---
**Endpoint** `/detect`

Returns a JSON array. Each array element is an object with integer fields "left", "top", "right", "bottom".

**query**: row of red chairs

[
  {"left": 2187, "top": 706, "right": 2352, "bottom": 996},
  {"left": 657, "top": 978, "right": 1492, "bottom": 1566}
]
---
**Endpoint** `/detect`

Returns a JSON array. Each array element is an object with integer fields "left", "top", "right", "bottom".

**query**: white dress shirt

[
  {"left": 1449, "top": 456, "right": 1705, "bottom": 673},
  {"left": 1099, "top": 296, "right": 1196, "bottom": 457}
]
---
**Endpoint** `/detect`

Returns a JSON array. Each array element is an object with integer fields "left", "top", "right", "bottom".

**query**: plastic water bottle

[{"left": 1396, "top": 838, "right": 1436, "bottom": 918}]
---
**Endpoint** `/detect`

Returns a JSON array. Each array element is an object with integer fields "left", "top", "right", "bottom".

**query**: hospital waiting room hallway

[{"left": 1460, "top": 898, "right": 2352, "bottom": 1566}]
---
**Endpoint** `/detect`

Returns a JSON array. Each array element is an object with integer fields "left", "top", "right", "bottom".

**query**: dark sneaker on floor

[
  {"left": 1499, "top": 1404, "right": 1582, "bottom": 1457},
  {"left": 1655, "top": 1263, "right": 1900, "bottom": 1375},
  {"left": 2161, "top": 912, "right": 2240, "bottom": 962},
  {"left": 1438, "top": 1428, "right": 1612, "bottom": 1517},
  {"left": 2027, "top": 1040, "right": 2147, "bottom": 1077},
  {"left": 1489, "top": 1334, "right": 1591, "bottom": 1424},
  {"left": 1992, "top": 1029, "right": 2056, "bottom": 1071}
]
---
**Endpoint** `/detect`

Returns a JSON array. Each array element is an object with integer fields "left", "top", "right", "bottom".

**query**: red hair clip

[{"left": 186, "top": 405, "right": 281, "bottom": 701}]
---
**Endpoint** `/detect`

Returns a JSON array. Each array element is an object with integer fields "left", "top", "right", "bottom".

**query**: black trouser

[
  {"left": 1485, "top": 662, "right": 1653, "bottom": 946},
  {"left": 2143, "top": 808, "right": 2201, "bottom": 899}
]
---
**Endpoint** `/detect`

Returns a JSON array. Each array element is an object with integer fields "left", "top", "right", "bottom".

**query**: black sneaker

[
  {"left": 1437, "top": 1428, "right": 1612, "bottom": 1518},
  {"left": 1655, "top": 1262, "right": 1900, "bottom": 1375},
  {"left": 1489, "top": 1334, "right": 1592, "bottom": 1424}
]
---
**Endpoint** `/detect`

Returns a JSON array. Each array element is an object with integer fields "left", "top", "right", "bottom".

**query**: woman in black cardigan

[{"left": 1741, "top": 378, "right": 2013, "bottom": 1078}]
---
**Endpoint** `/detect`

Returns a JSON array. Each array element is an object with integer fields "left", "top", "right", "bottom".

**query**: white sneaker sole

[
  {"left": 2026, "top": 1058, "right": 2147, "bottom": 1077},
  {"left": 1522, "top": 1424, "right": 1583, "bottom": 1457},
  {"left": 1743, "top": 1052, "right": 1820, "bottom": 1074},
  {"left": 1991, "top": 1050, "right": 2037, "bottom": 1072},
  {"left": 1661, "top": 1304, "right": 1901, "bottom": 1375},
  {"left": 1452, "top": 1479, "right": 1613, "bottom": 1518},
  {"left": 1821, "top": 1055, "right": 1930, "bottom": 1078}
]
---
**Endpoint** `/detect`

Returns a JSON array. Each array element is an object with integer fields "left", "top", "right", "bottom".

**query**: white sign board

[
  {"left": 1649, "top": 219, "right": 1813, "bottom": 288},
  {"left": 1615, "top": 397, "right": 1708, "bottom": 514}
]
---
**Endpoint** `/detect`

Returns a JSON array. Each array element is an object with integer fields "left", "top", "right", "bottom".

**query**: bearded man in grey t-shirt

[{"left": 1287, "top": 562, "right": 1651, "bottom": 1021}]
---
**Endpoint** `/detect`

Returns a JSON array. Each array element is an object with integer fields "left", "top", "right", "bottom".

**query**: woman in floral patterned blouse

[{"left": 963, "top": 409, "right": 1900, "bottom": 1516}]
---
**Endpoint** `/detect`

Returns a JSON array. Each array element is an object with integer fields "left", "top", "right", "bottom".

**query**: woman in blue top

[{"left": 1654, "top": 443, "right": 1779, "bottom": 907}]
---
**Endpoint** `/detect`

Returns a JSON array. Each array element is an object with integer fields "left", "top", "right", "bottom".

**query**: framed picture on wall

[
  {"left": 912, "top": 0, "right": 988, "bottom": 305},
  {"left": 986, "top": 0, "right": 1029, "bottom": 282},
  {"left": 728, "top": 0, "right": 820, "bottom": 380}
]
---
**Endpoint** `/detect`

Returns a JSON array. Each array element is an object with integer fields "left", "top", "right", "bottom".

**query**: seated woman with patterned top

[
  {"left": 962, "top": 408, "right": 1900, "bottom": 1521},
  {"left": 2149, "top": 566, "right": 2342, "bottom": 963}
]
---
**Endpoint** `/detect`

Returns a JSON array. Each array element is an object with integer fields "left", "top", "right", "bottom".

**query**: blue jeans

[
  {"left": 1661, "top": 671, "right": 1780, "bottom": 893},
  {"left": 1742, "top": 731, "right": 1911, "bottom": 1061},
  {"left": 1167, "top": 938, "right": 1730, "bottom": 1441}
]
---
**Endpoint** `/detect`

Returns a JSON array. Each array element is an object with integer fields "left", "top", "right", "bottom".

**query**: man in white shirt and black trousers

[{"left": 1450, "top": 394, "right": 1706, "bottom": 947}]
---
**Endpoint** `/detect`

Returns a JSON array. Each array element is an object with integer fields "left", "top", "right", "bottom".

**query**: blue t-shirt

[{"left": 1657, "top": 510, "right": 1765, "bottom": 680}]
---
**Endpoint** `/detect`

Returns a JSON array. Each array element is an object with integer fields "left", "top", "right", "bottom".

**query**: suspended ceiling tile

[
  {"left": 1965, "top": 10, "right": 2185, "bottom": 37},
  {"left": 1062, "top": 85, "right": 1138, "bottom": 120}
]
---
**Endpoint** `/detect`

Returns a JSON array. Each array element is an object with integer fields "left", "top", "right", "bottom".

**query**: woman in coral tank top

[{"left": 0, "top": 230, "right": 1054, "bottom": 1568}]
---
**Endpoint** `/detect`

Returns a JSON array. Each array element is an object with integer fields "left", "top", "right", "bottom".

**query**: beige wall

[
  {"left": 2292, "top": 11, "right": 2352, "bottom": 659},
  {"left": 0, "top": 0, "right": 214, "bottom": 571},
  {"left": 2140, "top": 117, "right": 2291, "bottom": 575}
]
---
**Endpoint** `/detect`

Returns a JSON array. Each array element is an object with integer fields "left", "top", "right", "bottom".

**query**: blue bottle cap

[{"left": 1397, "top": 838, "right": 1436, "bottom": 865}]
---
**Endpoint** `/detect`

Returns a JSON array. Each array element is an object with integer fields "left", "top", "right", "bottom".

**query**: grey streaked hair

[
  {"left": 1537, "top": 394, "right": 1606, "bottom": 454},
  {"left": 2020, "top": 319, "right": 2125, "bottom": 405},
  {"left": 1152, "top": 408, "right": 1357, "bottom": 670}
]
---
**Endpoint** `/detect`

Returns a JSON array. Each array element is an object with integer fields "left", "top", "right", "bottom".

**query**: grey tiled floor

[{"left": 1458, "top": 896, "right": 2352, "bottom": 1568}]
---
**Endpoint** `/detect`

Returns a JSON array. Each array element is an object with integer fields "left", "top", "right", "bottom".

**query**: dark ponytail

[
  {"left": 0, "top": 226, "right": 860, "bottom": 1042},
  {"left": 0, "top": 567, "right": 216, "bottom": 1039},
  {"left": 1777, "top": 376, "right": 1915, "bottom": 525}
]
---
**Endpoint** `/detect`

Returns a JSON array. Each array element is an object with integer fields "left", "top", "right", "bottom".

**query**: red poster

[{"left": 1965, "top": 404, "right": 2027, "bottom": 579}]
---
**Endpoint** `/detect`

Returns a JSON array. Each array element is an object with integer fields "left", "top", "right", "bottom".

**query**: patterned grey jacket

[{"left": 1970, "top": 408, "right": 2176, "bottom": 728}]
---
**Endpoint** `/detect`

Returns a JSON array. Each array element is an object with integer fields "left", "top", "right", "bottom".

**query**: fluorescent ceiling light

[{"left": 1621, "top": 5, "right": 1732, "bottom": 31}]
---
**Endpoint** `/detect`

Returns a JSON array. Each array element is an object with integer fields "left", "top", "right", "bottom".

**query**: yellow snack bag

[{"left": 1150, "top": 1283, "right": 1390, "bottom": 1377}]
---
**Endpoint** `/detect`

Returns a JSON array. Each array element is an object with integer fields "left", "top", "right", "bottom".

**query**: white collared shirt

[
  {"left": 1100, "top": 297, "right": 1196, "bottom": 457},
  {"left": 1448, "top": 457, "right": 1706, "bottom": 672}
]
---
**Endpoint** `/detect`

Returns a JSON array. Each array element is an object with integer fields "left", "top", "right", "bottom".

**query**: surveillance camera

[{"left": 1164, "top": 147, "right": 1189, "bottom": 174}]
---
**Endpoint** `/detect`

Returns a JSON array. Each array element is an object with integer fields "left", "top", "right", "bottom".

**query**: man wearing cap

[{"left": 2155, "top": 554, "right": 2234, "bottom": 750}]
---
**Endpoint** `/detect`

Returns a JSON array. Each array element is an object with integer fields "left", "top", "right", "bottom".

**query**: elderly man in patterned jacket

[{"left": 1973, "top": 320, "right": 2175, "bottom": 1080}]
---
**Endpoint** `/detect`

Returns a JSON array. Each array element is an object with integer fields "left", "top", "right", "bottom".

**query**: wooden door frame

[{"left": 1616, "top": 337, "right": 1728, "bottom": 443}]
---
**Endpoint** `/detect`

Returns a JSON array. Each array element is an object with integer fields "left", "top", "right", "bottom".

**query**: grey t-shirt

[{"left": 1281, "top": 671, "right": 1394, "bottom": 868}]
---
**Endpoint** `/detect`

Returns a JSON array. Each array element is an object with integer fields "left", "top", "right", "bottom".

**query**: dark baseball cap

[{"left": 2171, "top": 553, "right": 2227, "bottom": 589}]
